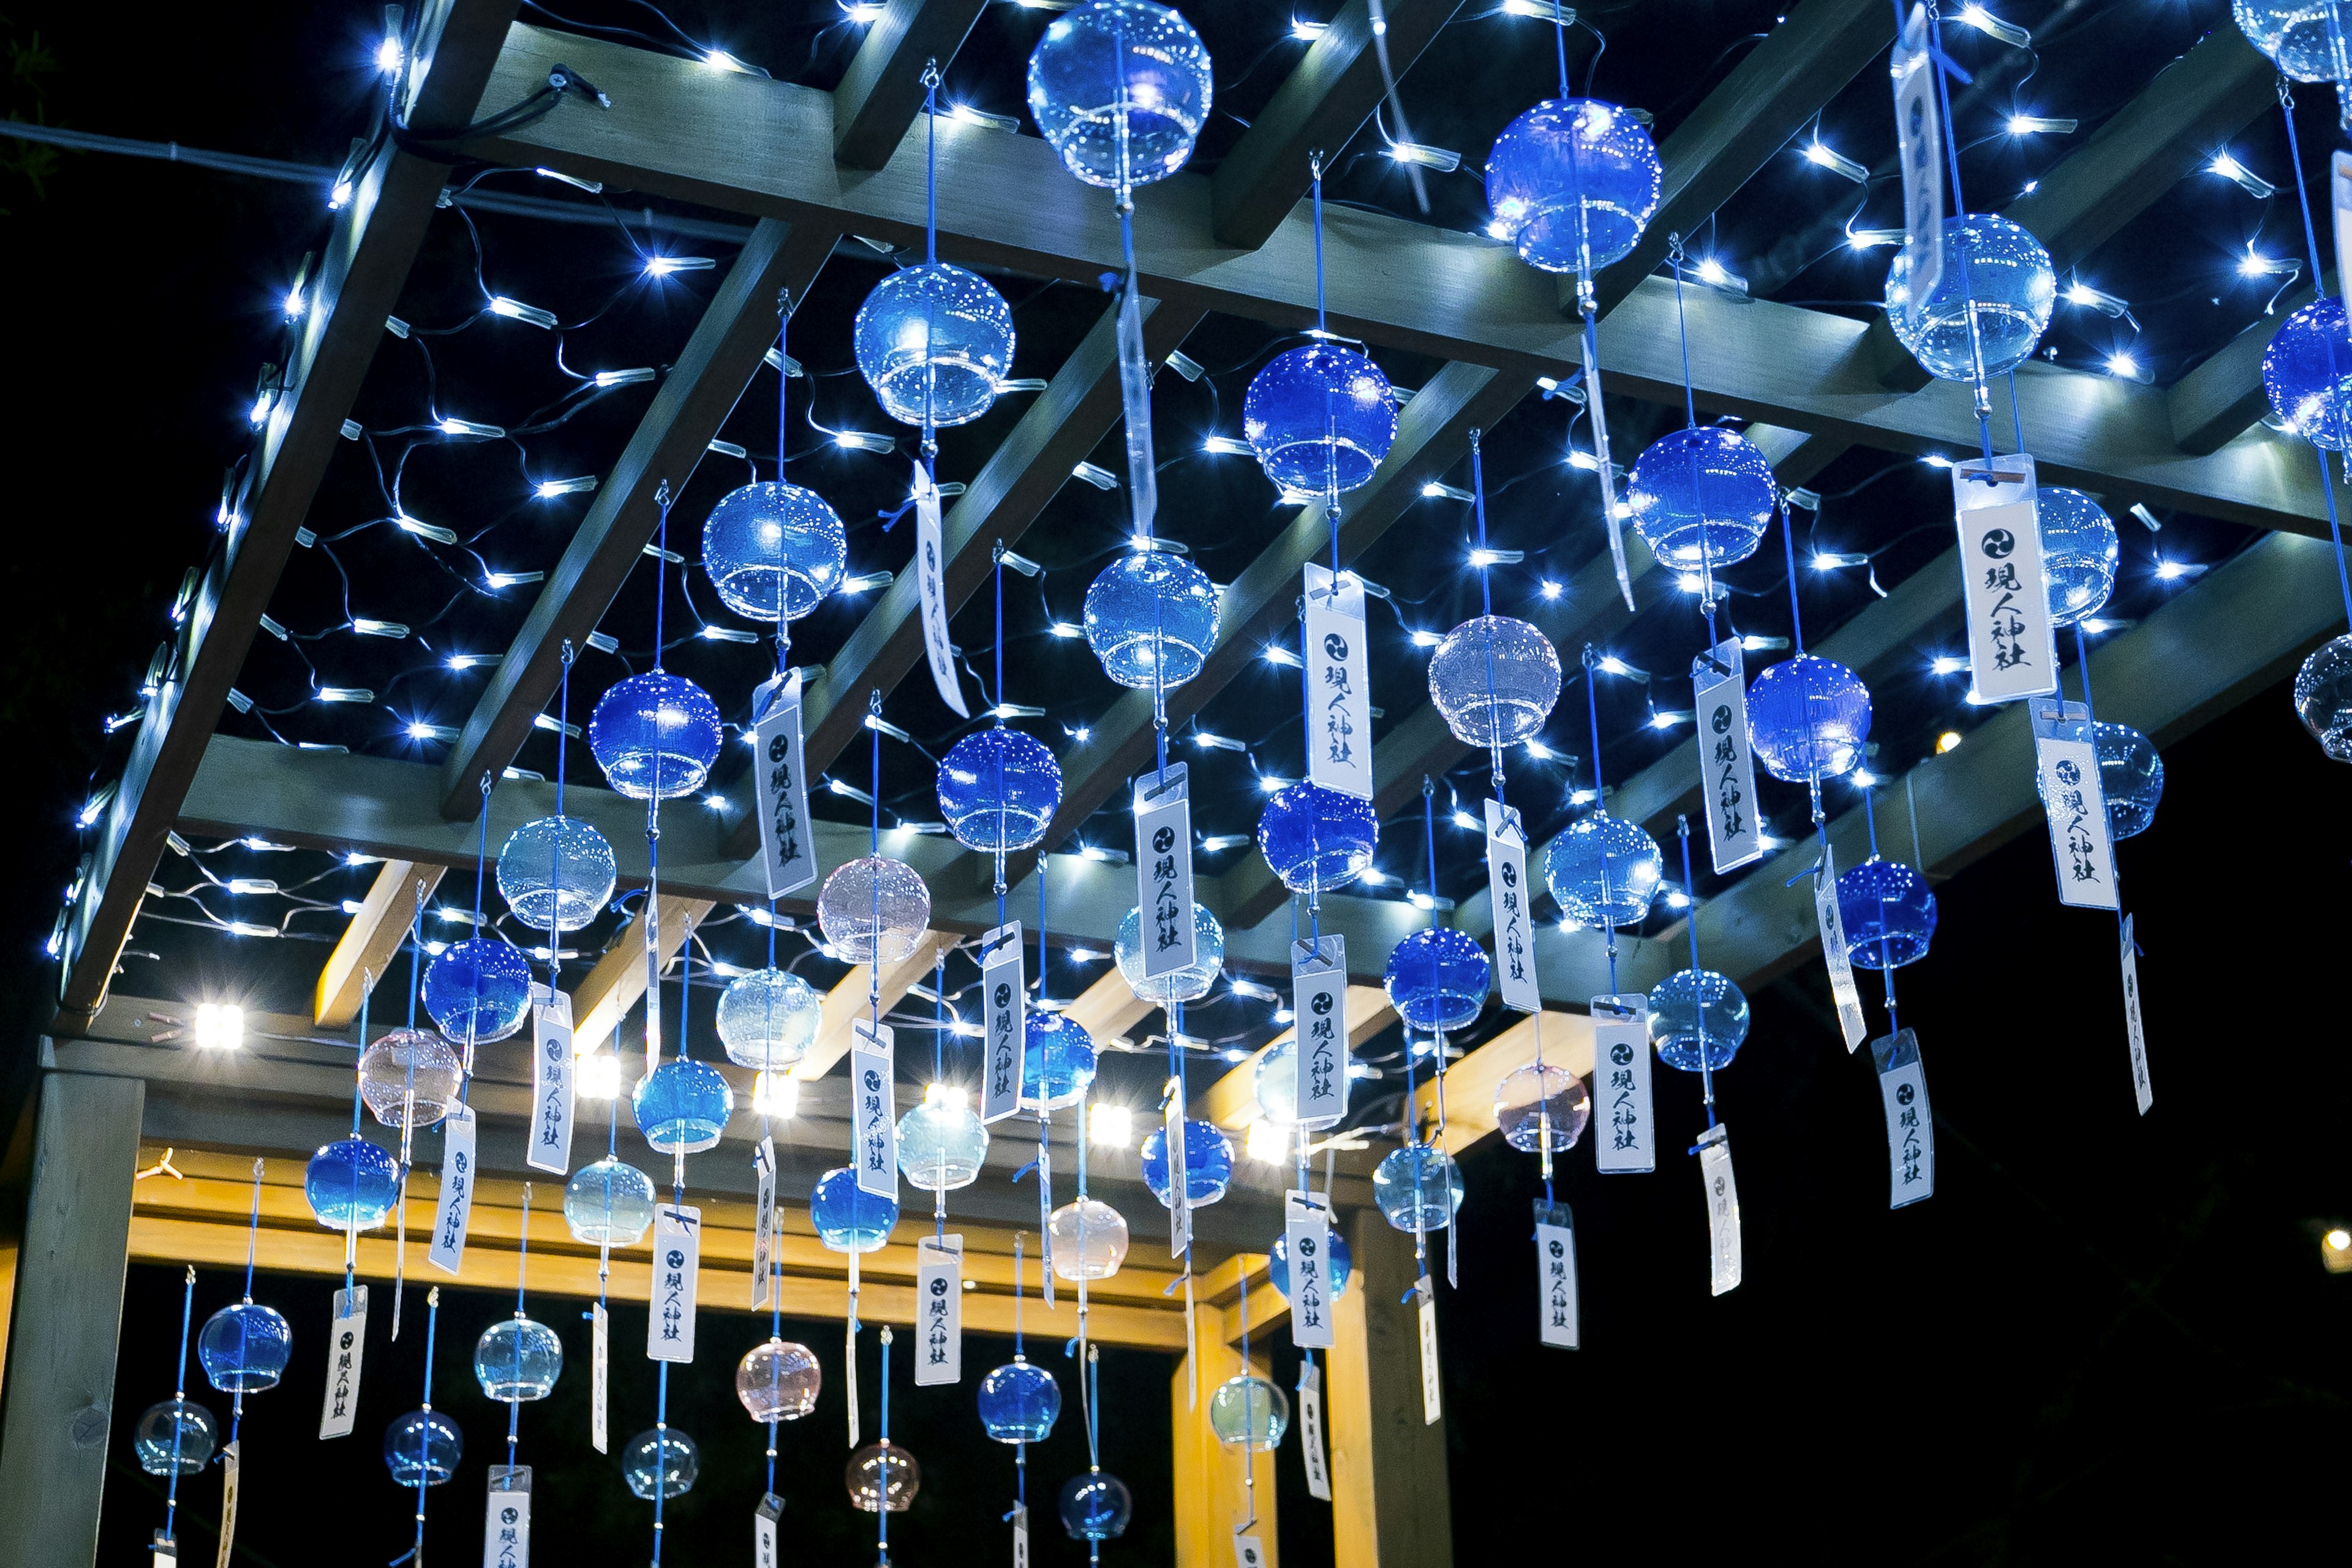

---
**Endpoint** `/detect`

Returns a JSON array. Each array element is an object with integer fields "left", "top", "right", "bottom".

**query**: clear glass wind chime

[
  {"left": 354, "top": 882, "right": 462, "bottom": 1338},
  {"left": 812, "top": 684, "right": 925, "bottom": 1449},
  {"left": 473, "top": 1185, "right": 561, "bottom": 1537},
  {"left": 134, "top": 1267, "right": 216, "bottom": 1563}
]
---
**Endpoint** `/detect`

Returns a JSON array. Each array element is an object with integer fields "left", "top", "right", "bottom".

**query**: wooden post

[
  {"left": 0, "top": 1065, "right": 145, "bottom": 1568},
  {"left": 1172, "top": 1256, "right": 1281, "bottom": 1567},
  {"left": 1325, "top": 1208, "right": 1452, "bottom": 1568}
]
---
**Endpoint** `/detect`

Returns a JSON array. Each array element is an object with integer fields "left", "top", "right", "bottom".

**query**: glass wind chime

[
  {"left": 1058, "top": 1343, "right": 1133, "bottom": 1558},
  {"left": 473, "top": 1184, "right": 560, "bottom": 1550},
  {"left": 384, "top": 1287, "right": 460, "bottom": 1557},
  {"left": 977, "top": 1234, "right": 1061, "bottom": 1554},
  {"left": 812, "top": 687, "right": 926, "bottom": 1447},
  {"left": 134, "top": 1267, "right": 215, "bottom": 1563},
  {"left": 846, "top": 1325, "right": 920, "bottom": 1555},
  {"left": 2227, "top": 20, "right": 2352, "bottom": 761},
  {"left": 194, "top": 1161, "right": 291, "bottom": 1555},
  {"left": 586, "top": 489, "right": 733, "bottom": 1567},
  {"left": 1485, "top": 0, "right": 1661, "bottom": 609},
  {"left": 354, "top": 886, "right": 462, "bottom": 1335}
]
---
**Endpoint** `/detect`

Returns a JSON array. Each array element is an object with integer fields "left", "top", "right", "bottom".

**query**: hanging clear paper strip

[
  {"left": 1134, "top": 764, "right": 1196, "bottom": 983},
  {"left": 590, "top": 1301, "right": 608, "bottom": 1452},
  {"left": 428, "top": 1101, "right": 477, "bottom": 1276},
  {"left": 1592, "top": 994, "right": 1655, "bottom": 1174},
  {"left": 753, "top": 669, "right": 818, "bottom": 898},
  {"left": 1870, "top": 1028, "right": 1934, "bottom": 1208},
  {"left": 980, "top": 922, "right": 1025, "bottom": 1125},
  {"left": 317, "top": 1284, "right": 368, "bottom": 1439},
  {"left": 1533, "top": 1200, "right": 1580, "bottom": 1350},
  {"left": 1297, "top": 1357, "right": 1331, "bottom": 1501},
  {"left": 1166, "top": 1091, "right": 1191, "bottom": 1259},
  {"left": 853, "top": 1020, "right": 899, "bottom": 1199},
  {"left": 1952, "top": 454, "right": 2057, "bottom": 704},
  {"left": 1813, "top": 841, "right": 1868, "bottom": 1052},
  {"left": 1289, "top": 937, "right": 1348, "bottom": 1131},
  {"left": 1891, "top": 2, "right": 1945, "bottom": 322},
  {"left": 1415, "top": 1283, "right": 1442, "bottom": 1425},
  {"left": 1692, "top": 639, "right": 1762, "bottom": 873},
  {"left": 752, "top": 1136, "right": 777, "bottom": 1311},
  {"left": 1483, "top": 801, "right": 1540, "bottom": 1012},
  {"left": 2332, "top": 149, "right": 2352, "bottom": 309},
  {"left": 1584, "top": 358, "right": 1635, "bottom": 612},
  {"left": 1118, "top": 282, "right": 1158, "bottom": 535},
  {"left": 483, "top": 1464, "right": 530, "bottom": 1568},
  {"left": 1303, "top": 564, "right": 1373, "bottom": 799},
  {"left": 1696, "top": 1124, "right": 1742, "bottom": 1296},
  {"left": 1011, "top": 1502, "right": 1030, "bottom": 1568},
  {"left": 913, "top": 462, "right": 968, "bottom": 717},
  {"left": 214, "top": 1441, "right": 239, "bottom": 1568},
  {"left": 2030, "top": 698, "right": 2120, "bottom": 910},
  {"left": 2120, "top": 914, "right": 2154, "bottom": 1115},
  {"left": 526, "top": 984, "right": 574, "bottom": 1176}
]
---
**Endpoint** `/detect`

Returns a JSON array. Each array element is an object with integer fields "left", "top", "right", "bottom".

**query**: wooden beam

[
  {"left": 2168, "top": 277, "right": 2326, "bottom": 454},
  {"left": 1059, "top": 967, "right": 1157, "bottom": 1052},
  {"left": 572, "top": 894, "right": 713, "bottom": 1055},
  {"left": 767, "top": 292, "right": 1208, "bottom": 822},
  {"left": 1326, "top": 1208, "right": 1452, "bottom": 1568},
  {"left": 793, "top": 927, "right": 959, "bottom": 1080},
  {"left": 1011, "top": 361, "right": 1536, "bottom": 892},
  {"left": 2008, "top": 26, "right": 2274, "bottom": 271},
  {"left": 314, "top": 861, "right": 446, "bottom": 1026},
  {"left": 0, "top": 1069, "right": 143, "bottom": 1568},
  {"left": 439, "top": 218, "right": 839, "bottom": 816},
  {"left": 1588, "top": 0, "right": 1894, "bottom": 319},
  {"left": 1636, "top": 529, "right": 2349, "bottom": 996},
  {"left": 1210, "top": 0, "right": 1466, "bottom": 250},
  {"left": 831, "top": 0, "right": 990, "bottom": 170},
  {"left": 461, "top": 23, "right": 2335, "bottom": 534},
  {"left": 1411, "top": 1009, "right": 1593, "bottom": 1157},
  {"left": 57, "top": 0, "right": 521, "bottom": 1024}
]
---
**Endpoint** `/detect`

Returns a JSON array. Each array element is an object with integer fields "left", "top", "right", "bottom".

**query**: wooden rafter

[
  {"left": 314, "top": 861, "right": 446, "bottom": 1027},
  {"left": 830, "top": 0, "right": 992, "bottom": 170},
  {"left": 56, "top": 0, "right": 522, "bottom": 1026}
]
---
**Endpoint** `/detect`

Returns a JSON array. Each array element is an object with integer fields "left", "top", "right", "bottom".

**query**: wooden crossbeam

[
  {"left": 455, "top": 22, "right": 2332, "bottom": 533},
  {"left": 766, "top": 292, "right": 1208, "bottom": 816},
  {"left": 1412, "top": 1008, "right": 1594, "bottom": 1158},
  {"left": 1586, "top": 0, "right": 1894, "bottom": 320},
  {"left": 314, "top": 861, "right": 445, "bottom": 1026},
  {"left": 1210, "top": 0, "right": 1466, "bottom": 250},
  {"left": 1629, "top": 529, "right": 2347, "bottom": 995},
  {"left": 437, "top": 218, "right": 840, "bottom": 817},
  {"left": 1005, "top": 361, "right": 1536, "bottom": 896},
  {"left": 830, "top": 0, "right": 990, "bottom": 170},
  {"left": 573, "top": 893, "right": 713, "bottom": 1054},
  {"left": 1860, "top": 25, "right": 2276, "bottom": 391},
  {"left": 793, "top": 927, "right": 959, "bottom": 1081},
  {"left": 56, "top": 0, "right": 521, "bottom": 1025}
]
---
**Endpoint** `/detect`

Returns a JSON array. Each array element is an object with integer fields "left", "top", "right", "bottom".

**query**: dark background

[{"left": 1, "top": 1, "right": 2346, "bottom": 1563}]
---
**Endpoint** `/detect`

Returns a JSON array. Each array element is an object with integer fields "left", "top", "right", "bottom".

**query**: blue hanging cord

[
  {"left": 1311, "top": 152, "right": 1329, "bottom": 335},
  {"left": 1920, "top": 4, "right": 1996, "bottom": 464},
  {"left": 2278, "top": 80, "right": 2352, "bottom": 628},
  {"left": 878, "top": 1325, "right": 895, "bottom": 1566},
  {"left": 1776, "top": 495, "right": 1808, "bottom": 656},
  {"left": 409, "top": 1285, "right": 442, "bottom": 1568},
  {"left": 1668, "top": 239, "right": 1698, "bottom": 429},
  {"left": 506, "top": 1185, "right": 534, "bottom": 1471},
  {"left": 1551, "top": 0, "right": 1572, "bottom": 99},
  {"left": 162, "top": 1264, "right": 195, "bottom": 1548},
  {"left": 652, "top": 483, "right": 671, "bottom": 671},
  {"left": 1861, "top": 783, "right": 1898, "bottom": 1032},
  {"left": 1578, "top": 647, "right": 1622, "bottom": 997},
  {"left": 869, "top": 688, "right": 884, "bottom": 1036},
  {"left": 651, "top": 1360, "right": 671, "bottom": 1566},
  {"left": 1675, "top": 817, "right": 1719, "bottom": 1132}
]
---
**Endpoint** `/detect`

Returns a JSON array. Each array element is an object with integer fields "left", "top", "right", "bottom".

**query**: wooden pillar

[
  {"left": 0, "top": 1065, "right": 145, "bottom": 1568},
  {"left": 1325, "top": 1209, "right": 1452, "bottom": 1568},
  {"left": 1172, "top": 1256, "right": 1281, "bottom": 1567}
]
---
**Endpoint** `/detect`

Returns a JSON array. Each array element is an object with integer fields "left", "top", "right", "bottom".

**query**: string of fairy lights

[{"left": 71, "top": 0, "right": 2352, "bottom": 1558}]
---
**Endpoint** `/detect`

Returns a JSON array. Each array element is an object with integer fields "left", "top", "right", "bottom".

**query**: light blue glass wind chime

[
  {"left": 384, "top": 1286, "right": 459, "bottom": 1561},
  {"left": 473, "top": 1185, "right": 561, "bottom": 1555},
  {"left": 132, "top": 1267, "right": 216, "bottom": 1563},
  {"left": 1486, "top": 1, "right": 1661, "bottom": 612},
  {"left": 1023, "top": 2, "right": 1210, "bottom": 1543},
  {"left": 586, "top": 483, "right": 732, "bottom": 1567}
]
